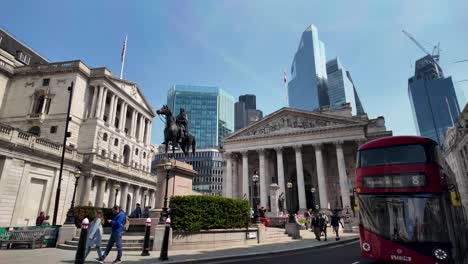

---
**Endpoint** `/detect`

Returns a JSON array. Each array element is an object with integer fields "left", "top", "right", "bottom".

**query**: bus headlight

[
  {"left": 362, "top": 242, "right": 371, "bottom": 252},
  {"left": 433, "top": 248, "right": 447, "bottom": 260}
]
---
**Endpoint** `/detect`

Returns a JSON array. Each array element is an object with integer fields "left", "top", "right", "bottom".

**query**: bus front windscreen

[{"left": 359, "top": 194, "right": 450, "bottom": 244}]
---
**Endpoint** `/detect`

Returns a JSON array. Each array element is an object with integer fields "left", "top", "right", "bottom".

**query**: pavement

[{"left": 0, "top": 228, "right": 360, "bottom": 264}]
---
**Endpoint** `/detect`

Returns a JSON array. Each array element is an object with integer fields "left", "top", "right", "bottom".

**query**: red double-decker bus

[{"left": 356, "top": 136, "right": 467, "bottom": 263}]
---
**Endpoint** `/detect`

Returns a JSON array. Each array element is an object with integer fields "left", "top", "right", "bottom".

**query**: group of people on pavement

[
  {"left": 129, "top": 203, "right": 151, "bottom": 219},
  {"left": 304, "top": 208, "right": 344, "bottom": 241}
]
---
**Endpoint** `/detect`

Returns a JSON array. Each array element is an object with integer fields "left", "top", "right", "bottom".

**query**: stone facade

[
  {"left": 222, "top": 105, "right": 392, "bottom": 214},
  {"left": 442, "top": 103, "right": 468, "bottom": 220},
  {"left": 0, "top": 37, "right": 157, "bottom": 226}
]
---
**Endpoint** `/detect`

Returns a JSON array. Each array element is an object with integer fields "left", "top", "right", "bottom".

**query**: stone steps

[
  {"left": 57, "top": 244, "right": 144, "bottom": 251},
  {"left": 265, "top": 228, "right": 293, "bottom": 242},
  {"left": 58, "top": 235, "right": 152, "bottom": 251}
]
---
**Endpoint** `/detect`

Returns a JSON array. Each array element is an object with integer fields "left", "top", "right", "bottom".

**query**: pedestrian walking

[
  {"left": 320, "top": 212, "right": 329, "bottom": 241},
  {"left": 35, "top": 211, "right": 45, "bottom": 226},
  {"left": 98, "top": 206, "right": 126, "bottom": 263},
  {"left": 85, "top": 210, "right": 103, "bottom": 260},
  {"left": 305, "top": 209, "right": 313, "bottom": 230},
  {"left": 330, "top": 209, "right": 344, "bottom": 241},
  {"left": 311, "top": 212, "right": 322, "bottom": 241}
]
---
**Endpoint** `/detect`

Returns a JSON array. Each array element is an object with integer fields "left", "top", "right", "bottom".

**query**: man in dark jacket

[
  {"left": 311, "top": 213, "right": 322, "bottom": 241},
  {"left": 331, "top": 209, "right": 344, "bottom": 241},
  {"left": 98, "top": 206, "right": 126, "bottom": 263}
]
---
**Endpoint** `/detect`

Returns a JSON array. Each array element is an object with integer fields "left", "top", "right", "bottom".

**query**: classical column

[
  {"left": 99, "top": 88, "right": 108, "bottom": 120},
  {"left": 95, "top": 86, "right": 104, "bottom": 118},
  {"left": 112, "top": 97, "right": 120, "bottom": 127},
  {"left": 76, "top": 174, "right": 86, "bottom": 206},
  {"left": 258, "top": 149, "right": 267, "bottom": 207},
  {"left": 120, "top": 183, "right": 129, "bottom": 212},
  {"left": 275, "top": 147, "right": 286, "bottom": 211},
  {"left": 145, "top": 120, "right": 152, "bottom": 144},
  {"left": 314, "top": 143, "right": 329, "bottom": 209},
  {"left": 224, "top": 152, "right": 233, "bottom": 198},
  {"left": 94, "top": 177, "right": 106, "bottom": 208},
  {"left": 108, "top": 94, "right": 116, "bottom": 125},
  {"left": 119, "top": 103, "right": 126, "bottom": 131},
  {"left": 241, "top": 151, "right": 249, "bottom": 201},
  {"left": 133, "top": 185, "right": 141, "bottom": 210},
  {"left": 149, "top": 189, "right": 155, "bottom": 209},
  {"left": 335, "top": 142, "right": 351, "bottom": 207},
  {"left": 232, "top": 154, "right": 239, "bottom": 199},
  {"left": 293, "top": 145, "right": 307, "bottom": 212},
  {"left": 139, "top": 116, "right": 145, "bottom": 141},
  {"left": 89, "top": 86, "right": 98, "bottom": 118},
  {"left": 130, "top": 110, "right": 137, "bottom": 137},
  {"left": 108, "top": 180, "right": 116, "bottom": 207},
  {"left": 81, "top": 175, "right": 94, "bottom": 206}
]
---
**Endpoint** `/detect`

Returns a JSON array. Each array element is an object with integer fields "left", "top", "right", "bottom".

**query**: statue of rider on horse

[{"left": 156, "top": 105, "right": 196, "bottom": 157}]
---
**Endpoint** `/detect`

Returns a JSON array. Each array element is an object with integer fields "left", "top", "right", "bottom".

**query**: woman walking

[{"left": 85, "top": 210, "right": 104, "bottom": 261}]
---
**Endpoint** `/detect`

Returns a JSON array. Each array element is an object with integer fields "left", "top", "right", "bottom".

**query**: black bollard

[
  {"left": 75, "top": 218, "right": 89, "bottom": 264},
  {"left": 141, "top": 218, "right": 152, "bottom": 256},
  {"left": 159, "top": 217, "right": 171, "bottom": 261}
]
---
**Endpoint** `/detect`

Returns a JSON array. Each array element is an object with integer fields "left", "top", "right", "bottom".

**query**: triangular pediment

[
  {"left": 225, "top": 107, "right": 365, "bottom": 140},
  {"left": 108, "top": 77, "right": 154, "bottom": 116}
]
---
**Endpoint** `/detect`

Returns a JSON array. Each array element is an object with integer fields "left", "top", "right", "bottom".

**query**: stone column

[
  {"left": 232, "top": 155, "right": 239, "bottom": 199},
  {"left": 314, "top": 143, "right": 329, "bottom": 209},
  {"left": 81, "top": 175, "right": 94, "bottom": 206},
  {"left": 140, "top": 117, "right": 146, "bottom": 142},
  {"left": 89, "top": 86, "right": 98, "bottom": 118},
  {"left": 120, "top": 183, "right": 129, "bottom": 213},
  {"left": 108, "top": 180, "right": 116, "bottom": 207},
  {"left": 76, "top": 174, "right": 86, "bottom": 206},
  {"left": 95, "top": 86, "right": 104, "bottom": 118},
  {"left": 258, "top": 149, "right": 267, "bottom": 207},
  {"left": 133, "top": 185, "right": 141, "bottom": 210},
  {"left": 224, "top": 152, "right": 233, "bottom": 198},
  {"left": 293, "top": 145, "right": 307, "bottom": 212},
  {"left": 146, "top": 121, "right": 152, "bottom": 144},
  {"left": 131, "top": 110, "right": 137, "bottom": 137},
  {"left": 335, "top": 141, "right": 353, "bottom": 232},
  {"left": 94, "top": 177, "right": 106, "bottom": 208},
  {"left": 99, "top": 88, "right": 108, "bottom": 120},
  {"left": 119, "top": 103, "right": 127, "bottom": 131},
  {"left": 108, "top": 94, "right": 116, "bottom": 125},
  {"left": 275, "top": 147, "right": 286, "bottom": 212},
  {"left": 269, "top": 183, "right": 280, "bottom": 216},
  {"left": 149, "top": 189, "right": 155, "bottom": 209},
  {"left": 241, "top": 151, "right": 249, "bottom": 201}
]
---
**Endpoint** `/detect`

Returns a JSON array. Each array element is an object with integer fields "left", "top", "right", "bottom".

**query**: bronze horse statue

[{"left": 156, "top": 105, "right": 196, "bottom": 157}]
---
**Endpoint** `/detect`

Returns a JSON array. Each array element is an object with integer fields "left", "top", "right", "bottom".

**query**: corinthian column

[
  {"left": 224, "top": 152, "right": 233, "bottom": 198},
  {"left": 314, "top": 143, "right": 329, "bottom": 209},
  {"left": 258, "top": 149, "right": 267, "bottom": 207},
  {"left": 335, "top": 141, "right": 353, "bottom": 232},
  {"left": 275, "top": 147, "right": 286, "bottom": 213},
  {"left": 241, "top": 151, "right": 249, "bottom": 201},
  {"left": 293, "top": 145, "right": 307, "bottom": 212}
]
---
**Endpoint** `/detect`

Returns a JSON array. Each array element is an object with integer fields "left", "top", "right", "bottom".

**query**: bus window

[{"left": 358, "top": 144, "right": 429, "bottom": 168}]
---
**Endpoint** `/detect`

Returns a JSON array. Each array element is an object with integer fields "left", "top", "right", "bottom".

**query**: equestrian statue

[{"left": 156, "top": 105, "right": 196, "bottom": 157}]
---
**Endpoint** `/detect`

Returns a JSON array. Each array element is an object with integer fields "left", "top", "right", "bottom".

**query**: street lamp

[
  {"left": 64, "top": 167, "right": 81, "bottom": 225},
  {"left": 159, "top": 160, "right": 174, "bottom": 224},
  {"left": 113, "top": 183, "right": 121, "bottom": 207},
  {"left": 251, "top": 171, "right": 260, "bottom": 224},
  {"left": 310, "top": 187, "right": 316, "bottom": 212},
  {"left": 287, "top": 181, "right": 295, "bottom": 223}
]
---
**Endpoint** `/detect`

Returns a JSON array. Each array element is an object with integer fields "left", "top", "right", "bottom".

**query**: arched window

[
  {"left": 103, "top": 133, "right": 108, "bottom": 141},
  {"left": 114, "top": 138, "right": 119, "bottom": 146},
  {"left": 123, "top": 145, "right": 130, "bottom": 165},
  {"left": 28, "top": 126, "right": 41, "bottom": 136},
  {"left": 135, "top": 148, "right": 139, "bottom": 155},
  {"left": 101, "top": 150, "right": 106, "bottom": 157}
]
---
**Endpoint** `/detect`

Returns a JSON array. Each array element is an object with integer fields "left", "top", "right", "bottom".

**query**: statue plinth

[{"left": 155, "top": 158, "right": 198, "bottom": 210}]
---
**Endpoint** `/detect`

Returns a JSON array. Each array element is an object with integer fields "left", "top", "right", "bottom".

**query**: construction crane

[{"left": 402, "top": 30, "right": 442, "bottom": 77}]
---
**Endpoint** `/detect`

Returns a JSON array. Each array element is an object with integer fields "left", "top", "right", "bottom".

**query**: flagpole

[
  {"left": 284, "top": 69, "right": 289, "bottom": 107},
  {"left": 120, "top": 34, "right": 127, "bottom": 79}
]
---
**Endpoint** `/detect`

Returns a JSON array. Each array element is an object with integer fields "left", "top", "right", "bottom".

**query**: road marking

[{"left": 351, "top": 261, "right": 360, "bottom": 264}]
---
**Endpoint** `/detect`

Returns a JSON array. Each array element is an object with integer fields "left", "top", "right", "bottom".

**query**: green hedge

[
  {"left": 73, "top": 206, "right": 114, "bottom": 227},
  {"left": 169, "top": 195, "right": 250, "bottom": 232}
]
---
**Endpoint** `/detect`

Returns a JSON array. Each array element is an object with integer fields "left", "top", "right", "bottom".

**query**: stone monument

[{"left": 268, "top": 183, "right": 280, "bottom": 217}]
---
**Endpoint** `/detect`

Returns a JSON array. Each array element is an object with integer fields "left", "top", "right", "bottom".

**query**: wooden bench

[{"left": 0, "top": 230, "right": 45, "bottom": 249}]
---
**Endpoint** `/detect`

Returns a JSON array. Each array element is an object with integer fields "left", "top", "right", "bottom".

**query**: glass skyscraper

[
  {"left": 326, "top": 58, "right": 366, "bottom": 115},
  {"left": 288, "top": 24, "right": 329, "bottom": 111},
  {"left": 408, "top": 55, "right": 461, "bottom": 143},
  {"left": 167, "top": 85, "right": 234, "bottom": 148}
]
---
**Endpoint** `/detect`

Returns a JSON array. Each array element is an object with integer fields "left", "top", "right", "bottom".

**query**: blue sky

[{"left": 2, "top": 0, "right": 467, "bottom": 144}]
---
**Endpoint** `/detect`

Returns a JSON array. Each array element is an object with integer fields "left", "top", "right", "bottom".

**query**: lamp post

[
  {"left": 64, "top": 167, "right": 81, "bottom": 225},
  {"left": 287, "top": 181, "right": 295, "bottom": 223},
  {"left": 52, "top": 81, "right": 74, "bottom": 226},
  {"left": 113, "top": 184, "right": 121, "bottom": 207},
  {"left": 159, "top": 160, "right": 173, "bottom": 224},
  {"left": 310, "top": 187, "right": 316, "bottom": 212},
  {"left": 252, "top": 171, "right": 260, "bottom": 224}
]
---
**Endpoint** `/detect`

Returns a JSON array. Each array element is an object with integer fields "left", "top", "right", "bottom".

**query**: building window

[
  {"left": 113, "top": 154, "right": 117, "bottom": 160},
  {"left": 143, "top": 152, "right": 146, "bottom": 158},
  {"left": 103, "top": 133, "right": 108, "bottom": 141},
  {"left": 101, "top": 150, "right": 106, "bottom": 157},
  {"left": 28, "top": 126, "right": 41, "bottom": 136},
  {"left": 42, "top": 78, "right": 50, "bottom": 86},
  {"left": 31, "top": 94, "right": 51, "bottom": 115},
  {"left": 17, "top": 51, "right": 31, "bottom": 65},
  {"left": 135, "top": 148, "right": 139, "bottom": 155},
  {"left": 114, "top": 138, "right": 119, "bottom": 146},
  {"left": 50, "top": 126, "right": 58, "bottom": 134}
]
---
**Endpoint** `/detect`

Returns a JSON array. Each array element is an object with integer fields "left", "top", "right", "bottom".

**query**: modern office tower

[
  {"left": 234, "top": 94, "right": 263, "bottom": 131},
  {"left": 167, "top": 85, "right": 234, "bottom": 148},
  {"left": 408, "top": 55, "right": 460, "bottom": 143},
  {"left": 326, "top": 58, "right": 366, "bottom": 115},
  {"left": 288, "top": 24, "right": 329, "bottom": 111},
  {"left": 152, "top": 148, "right": 225, "bottom": 196}
]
